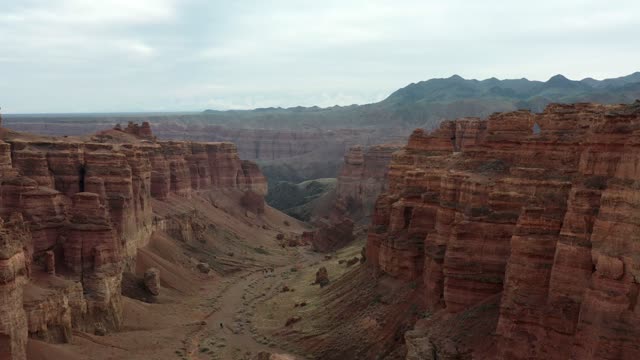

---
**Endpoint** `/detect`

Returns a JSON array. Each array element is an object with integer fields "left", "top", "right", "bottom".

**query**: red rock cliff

[
  {"left": 366, "top": 101, "right": 640, "bottom": 359},
  {"left": 335, "top": 144, "right": 401, "bottom": 222},
  {"left": 307, "top": 144, "right": 400, "bottom": 252},
  {"left": 0, "top": 130, "right": 267, "bottom": 358},
  {"left": 0, "top": 214, "right": 29, "bottom": 360}
]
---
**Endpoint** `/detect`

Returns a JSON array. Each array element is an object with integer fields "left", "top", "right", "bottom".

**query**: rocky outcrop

[
  {"left": 334, "top": 144, "right": 401, "bottom": 221},
  {"left": 241, "top": 190, "right": 266, "bottom": 215},
  {"left": 117, "top": 121, "right": 153, "bottom": 140},
  {"left": 0, "top": 128, "right": 269, "bottom": 357},
  {"left": 143, "top": 268, "right": 160, "bottom": 296},
  {"left": 0, "top": 214, "right": 29, "bottom": 360},
  {"left": 65, "top": 192, "right": 122, "bottom": 330},
  {"left": 365, "top": 102, "right": 640, "bottom": 359},
  {"left": 308, "top": 218, "right": 354, "bottom": 253},
  {"left": 314, "top": 267, "right": 329, "bottom": 287},
  {"left": 306, "top": 144, "right": 399, "bottom": 252}
]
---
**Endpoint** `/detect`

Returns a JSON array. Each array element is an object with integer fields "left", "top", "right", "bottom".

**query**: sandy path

[{"left": 185, "top": 262, "right": 306, "bottom": 360}]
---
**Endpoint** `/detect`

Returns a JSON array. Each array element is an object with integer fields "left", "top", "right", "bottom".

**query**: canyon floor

[
  {"left": 23, "top": 192, "right": 305, "bottom": 360},
  {"left": 20, "top": 188, "right": 383, "bottom": 360}
]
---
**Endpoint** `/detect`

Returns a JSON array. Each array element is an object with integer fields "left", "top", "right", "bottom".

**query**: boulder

[
  {"left": 285, "top": 316, "right": 301, "bottom": 327},
  {"left": 314, "top": 267, "right": 329, "bottom": 287},
  {"left": 196, "top": 262, "right": 211, "bottom": 274},
  {"left": 346, "top": 257, "right": 359, "bottom": 267},
  {"left": 143, "top": 268, "right": 161, "bottom": 296}
]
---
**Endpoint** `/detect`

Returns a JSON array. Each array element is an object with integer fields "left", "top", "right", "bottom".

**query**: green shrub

[
  {"left": 253, "top": 247, "right": 269, "bottom": 255},
  {"left": 584, "top": 176, "right": 607, "bottom": 190}
]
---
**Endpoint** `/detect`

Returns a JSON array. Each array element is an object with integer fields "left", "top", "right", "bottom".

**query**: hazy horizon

[
  {"left": 2, "top": 0, "right": 639, "bottom": 113},
  {"left": 3, "top": 71, "right": 639, "bottom": 116}
]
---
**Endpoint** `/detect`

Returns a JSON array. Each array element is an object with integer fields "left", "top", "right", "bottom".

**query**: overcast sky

[{"left": 1, "top": 0, "right": 639, "bottom": 113}]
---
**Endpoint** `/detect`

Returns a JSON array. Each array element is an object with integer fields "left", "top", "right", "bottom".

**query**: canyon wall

[
  {"left": 366, "top": 101, "right": 640, "bottom": 359},
  {"left": 0, "top": 126, "right": 266, "bottom": 359},
  {"left": 4, "top": 118, "right": 406, "bottom": 183},
  {"left": 307, "top": 144, "right": 399, "bottom": 252},
  {"left": 161, "top": 126, "right": 354, "bottom": 162},
  {"left": 157, "top": 125, "right": 406, "bottom": 183},
  {"left": 334, "top": 144, "right": 401, "bottom": 222}
]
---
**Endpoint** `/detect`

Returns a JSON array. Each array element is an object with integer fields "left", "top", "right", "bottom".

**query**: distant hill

[
  {"left": 201, "top": 72, "right": 640, "bottom": 129},
  {"left": 6, "top": 72, "right": 639, "bottom": 133},
  {"left": 265, "top": 178, "right": 337, "bottom": 221}
]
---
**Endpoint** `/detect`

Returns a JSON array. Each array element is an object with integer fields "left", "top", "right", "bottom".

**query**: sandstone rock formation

[
  {"left": 143, "top": 268, "right": 160, "bottom": 296},
  {"left": 285, "top": 316, "right": 302, "bottom": 327},
  {"left": 334, "top": 144, "right": 401, "bottom": 221},
  {"left": 0, "top": 126, "right": 268, "bottom": 358},
  {"left": 314, "top": 267, "right": 329, "bottom": 287},
  {"left": 117, "top": 121, "right": 153, "bottom": 140},
  {"left": 306, "top": 144, "right": 400, "bottom": 252},
  {"left": 241, "top": 189, "right": 266, "bottom": 215},
  {"left": 308, "top": 218, "right": 354, "bottom": 253},
  {"left": 366, "top": 101, "right": 640, "bottom": 359},
  {"left": 0, "top": 215, "right": 29, "bottom": 360}
]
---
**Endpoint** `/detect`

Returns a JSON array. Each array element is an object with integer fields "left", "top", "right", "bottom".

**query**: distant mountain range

[
  {"left": 203, "top": 72, "right": 640, "bottom": 129},
  {"left": 6, "top": 72, "right": 640, "bottom": 133}
]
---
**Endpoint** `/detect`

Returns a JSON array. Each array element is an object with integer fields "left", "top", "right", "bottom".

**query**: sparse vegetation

[
  {"left": 477, "top": 159, "right": 508, "bottom": 173},
  {"left": 420, "top": 311, "right": 433, "bottom": 319},
  {"left": 373, "top": 294, "right": 382, "bottom": 304},
  {"left": 469, "top": 206, "right": 491, "bottom": 217},
  {"left": 584, "top": 176, "right": 608, "bottom": 190},
  {"left": 253, "top": 247, "right": 269, "bottom": 255},
  {"left": 488, "top": 211, "right": 520, "bottom": 222},
  {"left": 410, "top": 304, "right": 419, "bottom": 315},
  {"left": 373, "top": 225, "right": 388, "bottom": 234}
]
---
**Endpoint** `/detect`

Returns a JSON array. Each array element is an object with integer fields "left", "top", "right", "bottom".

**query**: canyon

[
  {"left": 0, "top": 123, "right": 309, "bottom": 360},
  {"left": 4, "top": 118, "right": 406, "bottom": 186},
  {"left": 4, "top": 0, "right": 640, "bottom": 358},
  {"left": 1, "top": 98, "right": 640, "bottom": 360}
]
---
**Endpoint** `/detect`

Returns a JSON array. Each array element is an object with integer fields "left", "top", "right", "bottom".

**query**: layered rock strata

[
  {"left": 0, "top": 125, "right": 268, "bottom": 358},
  {"left": 365, "top": 102, "right": 640, "bottom": 359},
  {"left": 308, "top": 144, "right": 399, "bottom": 252},
  {"left": 334, "top": 144, "right": 400, "bottom": 221},
  {"left": 0, "top": 215, "right": 29, "bottom": 360},
  {"left": 308, "top": 218, "right": 355, "bottom": 253}
]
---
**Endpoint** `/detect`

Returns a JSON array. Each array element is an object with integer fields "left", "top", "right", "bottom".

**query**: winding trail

[{"left": 184, "top": 252, "right": 309, "bottom": 360}]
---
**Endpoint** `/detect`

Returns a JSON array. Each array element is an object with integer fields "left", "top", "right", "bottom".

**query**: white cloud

[
  {"left": 117, "top": 40, "right": 156, "bottom": 57},
  {"left": 1, "top": 0, "right": 178, "bottom": 26},
  {"left": 1, "top": 0, "right": 639, "bottom": 113}
]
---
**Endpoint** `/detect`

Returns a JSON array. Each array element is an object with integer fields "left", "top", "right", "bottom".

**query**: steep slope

[
  {"left": 366, "top": 101, "right": 640, "bottom": 359},
  {"left": 266, "top": 178, "right": 337, "bottom": 221}
]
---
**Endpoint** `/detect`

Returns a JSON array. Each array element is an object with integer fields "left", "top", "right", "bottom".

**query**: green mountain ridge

[{"left": 202, "top": 72, "right": 640, "bottom": 129}]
